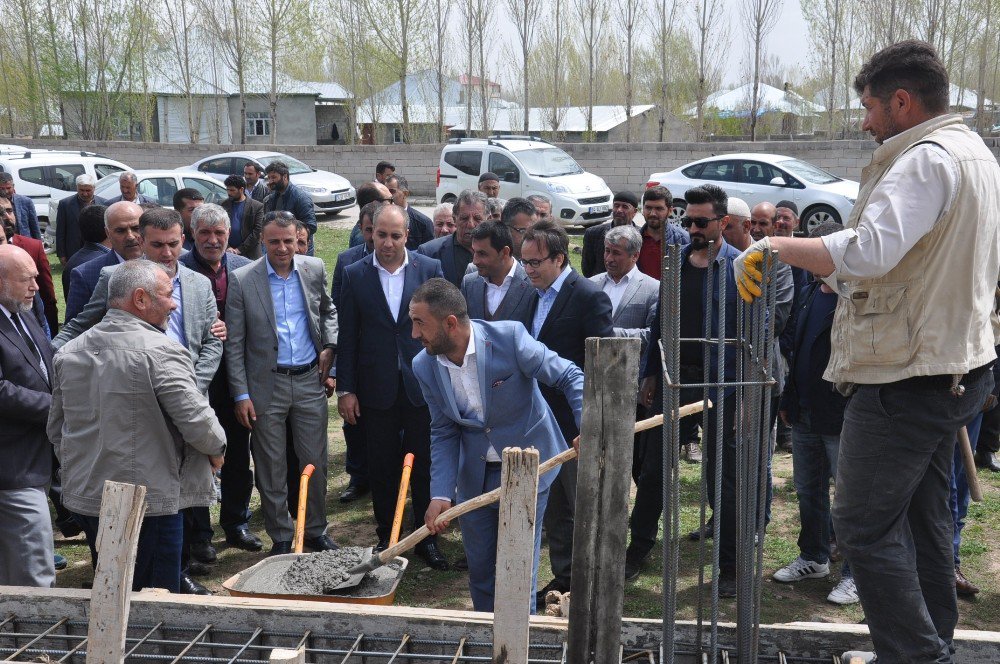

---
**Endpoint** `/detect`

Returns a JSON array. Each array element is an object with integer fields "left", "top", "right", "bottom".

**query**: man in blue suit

[
  {"left": 418, "top": 190, "right": 486, "bottom": 286},
  {"left": 336, "top": 204, "right": 450, "bottom": 569},
  {"left": 64, "top": 201, "right": 143, "bottom": 323},
  {"left": 412, "top": 278, "right": 584, "bottom": 612}
]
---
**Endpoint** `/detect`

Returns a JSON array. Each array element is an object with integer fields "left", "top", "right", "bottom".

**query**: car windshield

[
  {"left": 778, "top": 159, "right": 840, "bottom": 184},
  {"left": 256, "top": 154, "right": 312, "bottom": 175},
  {"left": 514, "top": 148, "right": 583, "bottom": 177}
]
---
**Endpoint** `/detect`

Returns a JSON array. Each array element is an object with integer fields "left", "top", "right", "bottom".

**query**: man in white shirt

[
  {"left": 735, "top": 40, "right": 1000, "bottom": 664},
  {"left": 589, "top": 224, "right": 657, "bottom": 355},
  {"left": 461, "top": 221, "right": 534, "bottom": 327}
]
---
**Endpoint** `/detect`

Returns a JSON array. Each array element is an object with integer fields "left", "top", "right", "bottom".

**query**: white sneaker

[
  {"left": 772, "top": 556, "right": 830, "bottom": 582},
  {"left": 827, "top": 576, "right": 859, "bottom": 605}
]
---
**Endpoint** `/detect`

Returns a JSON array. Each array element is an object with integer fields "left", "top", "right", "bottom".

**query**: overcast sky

[{"left": 722, "top": 2, "right": 812, "bottom": 85}]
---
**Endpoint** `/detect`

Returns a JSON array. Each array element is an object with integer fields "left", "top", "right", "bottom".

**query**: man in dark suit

[
  {"left": 221, "top": 175, "right": 264, "bottom": 259},
  {"left": 61, "top": 204, "right": 109, "bottom": 298},
  {"left": 2, "top": 198, "right": 58, "bottom": 335},
  {"left": 0, "top": 173, "right": 41, "bottom": 240},
  {"left": 336, "top": 204, "right": 449, "bottom": 568},
  {"left": 180, "top": 204, "right": 261, "bottom": 554},
  {"left": 387, "top": 174, "right": 433, "bottom": 250},
  {"left": 330, "top": 201, "right": 380, "bottom": 503},
  {"left": 64, "top": 201, "right": 144, "bottom": 323},
  {"left": 581, "top": 191, "right": 639, "bottom": 278},
  {"left": 244, "top": 162, "right": 269, "bottom": 202},
  {"left": 55, "top": 174, "right": 106, "bottom": 265},
  {"left": 418, "top": 189, "right": 486, "bottom": 286},
  {"left": 521, "top": 220, "right": 614, "bottom": 602},
  {"left": 106, "top": 172, "right": 156, "bottom": 205},
  {"left": 461, "top": 221, "right": 533, "bottom": 327},
  {"left": 0, "top": 244, "right": 56, "bottom": 587}
]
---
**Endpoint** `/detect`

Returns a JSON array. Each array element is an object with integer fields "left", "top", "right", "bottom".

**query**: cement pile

[{"left": 234, "top": 546, "right": 404, "bottom": 598}]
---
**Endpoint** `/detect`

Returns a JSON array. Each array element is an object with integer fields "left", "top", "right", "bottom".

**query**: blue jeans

[
  {"left": 458, "top": 465, "right": 550, "bottom": 613},
  {"left": 791, "top": 410, "right": 851, "bottom": 578},
  {"left": 950, "top": 412, "right": 983, "bottom": 567},
  {"left": 833, "top": 371, "right": 992, "bottom": 664},
  {"left": 76, "top": 512, "right": 183, "bottom": 593}
]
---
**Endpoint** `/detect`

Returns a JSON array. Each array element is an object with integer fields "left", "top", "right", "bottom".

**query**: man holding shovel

[
  {"left": 410, "top": 278, "right": 584, "bottom": 613},
  {"left": 734, "top": 41, "right": 1000, "bottom": 664}
]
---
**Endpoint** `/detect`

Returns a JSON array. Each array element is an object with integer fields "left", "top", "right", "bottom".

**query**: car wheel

[
  {"left": 670, "top": 200, "right": 686, "bottom": 224},
  {"left": 802, "top": 204, "right": 840, "bottom": 233},
  {"left": 442, "top": 193, "right": 457, "bottom": 204}
]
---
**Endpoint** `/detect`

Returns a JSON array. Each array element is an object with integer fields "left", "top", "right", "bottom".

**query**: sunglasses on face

[{"left": 680, "top": 215, "right": 724, "bottom": 229}]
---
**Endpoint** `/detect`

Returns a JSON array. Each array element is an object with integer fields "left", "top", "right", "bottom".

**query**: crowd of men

[{"left": 1, "top": 39, "right": 998, "bottom": 664}]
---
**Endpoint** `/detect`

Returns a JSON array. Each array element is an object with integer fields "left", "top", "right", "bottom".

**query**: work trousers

[
  {"left": 833, "top": 371, "right": 991, "bottom": 664},
  {"left": 361, "top": 376, "right": 433, "bottom": 544},
  {"left": 250, "top": 367, "right": 329, "bottom": 543},
  {"left": 77, "top": 512, "right": 183, "bottom": 593},
  {"left": 0, "top": 486, "right": 55, "bottom": 587}
]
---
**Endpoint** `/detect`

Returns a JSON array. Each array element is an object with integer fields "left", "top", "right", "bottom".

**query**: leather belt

[
  {"left": 275, "top": 359, "right": 318, "bottom": 376},
  {"left": 886, "top": 362, "right": 993, "bottom": 392}
]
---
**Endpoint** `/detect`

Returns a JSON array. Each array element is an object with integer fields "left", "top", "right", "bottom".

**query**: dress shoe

[
  {"left": 717, "top": 571, "right": 737, "bottom": 598},
  {"left": 190, "top": 540, "right": 217, "bottom": 564},
  {"left": 454, "top": 555, "right": 469, "bottom": 571},
  {"left": 304, "top": 534, "right": 339, "bottom": 552},
  {"left": 975, "top": 448, "right": 1000, "bottom": 472},
  {"left": 955, "top": 567, "right": 980, "bottom": 597},
  {"left": 339, "top": 484, "right": 370, "bottom": 503},
  {"left": 415, "top": 541, "right": 450, "bottom": 570},
  {"left": 269, "top": 540, "right": 292, "bottom": 556},
  {"left": 374, "top": 539, "right": 390, "bottom": 554},
  {"left": 688, "top": 517, "right": 714, "bottom": 541},
  {"left": 179, "top": 573, "right": 212, "bottom": 595},
  {"left": 624, "top": 542, "right": 652, "bottom": 581},
  {"left": 186, "top": 561, "right": 211, "bottom": 577},
  {"left": 55, "top": 519, "right": 82, "bottom": 539},
  {"left": 535, "top": 578, "right": 569, "bottom": 608},
  {"left": 225, "top": 527, "right": 263, "bottom": 552},
  {"left": 54, "top": 553, "right": 67, "bottom": 570}
]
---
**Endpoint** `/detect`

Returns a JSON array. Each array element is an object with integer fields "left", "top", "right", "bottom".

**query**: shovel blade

[{"left": 324, "top": 547, "right": 376, "bottom": 593}]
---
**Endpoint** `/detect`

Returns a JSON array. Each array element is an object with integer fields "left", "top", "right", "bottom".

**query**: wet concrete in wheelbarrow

[{"left": 232, "top": 546, "right": 405, "bottom": 598}]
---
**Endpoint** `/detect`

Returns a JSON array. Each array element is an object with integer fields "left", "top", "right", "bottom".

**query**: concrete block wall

[{"left": 14, "top": 136, "right": 941, "bottom": 198}]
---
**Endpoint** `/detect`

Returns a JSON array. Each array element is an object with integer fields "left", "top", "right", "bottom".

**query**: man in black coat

[
  {"left": 387, "top": 174, "right": 433, "bottom": 250},
  {"left": 55, "top": 174, "right": 106, "bottom": 265},
  {"left": 580, "top": 191, "right": 639, "bottom": 278},
  {"left": 61, "top": 204, "right": 110, "bottom": 298}
]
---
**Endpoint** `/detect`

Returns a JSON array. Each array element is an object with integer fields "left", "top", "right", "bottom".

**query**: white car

[
  {"left": 45, "top": 170, "right": 228, "bottom": 249},
  {"left": 436, "top": 136, "right": 613, "bottom": 227},
  {"left": 186, "top": 151, "right": 356, "bottom": 215},
  {"left": 646, "top": 153, "right": 859, "bottom": 232},
  {"left": 0, "top": 149, "right": 129, "bottom": 226}
]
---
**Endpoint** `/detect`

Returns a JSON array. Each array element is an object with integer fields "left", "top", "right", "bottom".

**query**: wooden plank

[
  {"left": 85, "top": 480, "right": 147, "bottom": 664},
  {"left": 268, "top": 647, "right": 306, "bottom": 663},
  {"left": 492, "top": 447, "right": 540, "bottom": 664},
  {"left": 567, "top": 337, "right": 640, "bottom": 664}
]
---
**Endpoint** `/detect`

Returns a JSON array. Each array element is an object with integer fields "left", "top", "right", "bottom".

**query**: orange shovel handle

[
  {"left": 390, "top": 454, "right": 415, "bottom": 547},
  {"left": 293, "top": 463, "right": 316, "bottom": 554}
]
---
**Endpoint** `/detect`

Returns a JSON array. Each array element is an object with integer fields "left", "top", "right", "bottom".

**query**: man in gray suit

[
  {"left": 225, "top": 214, "right": 338, "bottom": 555},
  {"left": 589, "top": 225, "right": 658, "bottom": 356},
  {"left": 461, "top": 221, "right": 534, "bottom": 328}
]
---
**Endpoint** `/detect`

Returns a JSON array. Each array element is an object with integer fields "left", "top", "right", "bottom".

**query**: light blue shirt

[
  {"left": 531, "top": 266, "right": 571, "bottom": 338},
  {"left": 266, "top": 255, "right": 316, "bottom": 367},
  {"left": 166, "top": 271, "right": 187, "bottom": 348}
]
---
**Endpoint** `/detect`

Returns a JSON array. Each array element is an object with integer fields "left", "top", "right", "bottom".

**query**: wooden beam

[
  {"left": 492, "top": 447, "right": 540, "bottom": 664},
  {"left": 85, "top": 480, "right": 147, "bottom": 664},
  {"left": 566, "top": 337, "right": 640, "bottom": 664}
]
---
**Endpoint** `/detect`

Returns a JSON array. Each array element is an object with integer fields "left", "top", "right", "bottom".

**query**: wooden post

[
  {"left": 566, "top": 337, "right": 641, "bottom": 664},
  {"left": 269, "top": 647, "right": 306, "bottom": 663},
  {"left": 86, "top": 480, "right": 147, "bottom": 664},
  {"left": 492, "top": 447, "right": 540, "bottom": 664}
]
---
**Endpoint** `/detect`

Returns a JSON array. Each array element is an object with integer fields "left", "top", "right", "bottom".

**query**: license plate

[
  {"left": 334, "top": 192, "right": 350, "bottom": 202},
  {"left": 588, "top": 204, "right": 610, "bottom": 214}
]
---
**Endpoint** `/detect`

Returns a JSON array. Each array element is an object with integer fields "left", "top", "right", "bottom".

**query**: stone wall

[{"left": 13, "top": 136, "right": 939, "bottom": 198}]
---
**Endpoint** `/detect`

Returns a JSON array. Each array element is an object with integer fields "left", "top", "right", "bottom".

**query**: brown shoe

[{"left": 955, "top": 567, "right": 980, "bottom": 597}]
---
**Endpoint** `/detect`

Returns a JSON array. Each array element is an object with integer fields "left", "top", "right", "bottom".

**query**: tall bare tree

[
  {"left": 741, "top": 0, "right": 782, "bottom": 140},
  {"left": 655, "top": 0, "right": 682, "bottom": 141},
  {"left": 199, "top": 0, "right": 260, "bottom": 143},
  {"left": 506, "top": 0, "right": 542, "bottom": 132},
  {"left": 432, "top": 0, "right": 452, "bottom": 142},
  {"left": 574, "top": 0, "right": 609, "bottom": 138},
  {"left": 615, "top": 0, "right": 644, "bottom": 141},
  {"left": 692, "top": 0, "right": 724, "bottom": 140}
]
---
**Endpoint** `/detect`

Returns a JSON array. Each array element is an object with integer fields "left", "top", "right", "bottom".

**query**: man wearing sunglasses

[{"left": 639, "top": 183, "right": 743, "bottom": 596}]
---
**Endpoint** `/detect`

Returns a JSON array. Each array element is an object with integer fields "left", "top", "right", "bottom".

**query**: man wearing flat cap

[
  {"left": 581, "top": 191, "right": 640, "bottom": 278},
  {"left": 478, "top": 173, "right": 500, "bottom": 199}
]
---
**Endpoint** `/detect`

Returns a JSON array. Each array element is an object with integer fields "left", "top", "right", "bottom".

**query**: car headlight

[
  {"left": 300, "top": 185, "right": 326, "bottom": 194},
  {"left": 546, "top": 183, "right": 569, "bottom": 194}
]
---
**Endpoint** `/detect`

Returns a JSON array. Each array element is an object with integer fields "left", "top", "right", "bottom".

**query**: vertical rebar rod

[{"left": 709, "top": 246, "right": 726, "bottom": 664}]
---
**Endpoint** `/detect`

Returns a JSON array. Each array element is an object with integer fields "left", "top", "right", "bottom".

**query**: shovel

[{"left": 333, "top": 398, "right": 711, "bottom": 590}]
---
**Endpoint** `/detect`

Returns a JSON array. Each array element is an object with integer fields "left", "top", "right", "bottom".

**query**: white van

[
  {"left": 436, "top": 136, "right": 613, "bottom": 227},
  {"left": 0, "top": 149, "right": 129, "bottom": 228}
]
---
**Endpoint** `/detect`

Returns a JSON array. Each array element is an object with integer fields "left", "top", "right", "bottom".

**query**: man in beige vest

[{"left": 734, "top": 41, "right": 1000, "bottom": 664}]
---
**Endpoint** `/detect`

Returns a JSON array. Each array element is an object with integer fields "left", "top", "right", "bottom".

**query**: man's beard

[
  {"left": 425, "top": 328, "right": 456, "bottom": 356},
  {"left": 689, "top": 235, "right": 709, "bottom": 250},
  {"left": 0, "top": 287, "right": 31, "bottom": 314}
]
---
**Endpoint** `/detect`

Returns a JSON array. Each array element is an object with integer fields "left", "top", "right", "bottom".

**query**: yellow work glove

[{"left": 734, "top": 237, "right": 771, "bottom": 302}]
